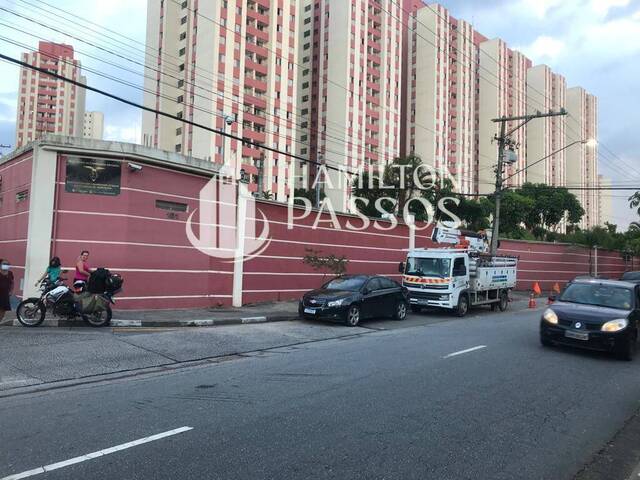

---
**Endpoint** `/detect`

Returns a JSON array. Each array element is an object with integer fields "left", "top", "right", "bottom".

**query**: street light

[{"left": 221, "top": 113, "right": 235, "bottom": 167}]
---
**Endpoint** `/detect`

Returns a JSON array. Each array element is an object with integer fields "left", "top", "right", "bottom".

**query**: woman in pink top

[{"left": 74, "top": 250, "right": 93, "bottom": 285}]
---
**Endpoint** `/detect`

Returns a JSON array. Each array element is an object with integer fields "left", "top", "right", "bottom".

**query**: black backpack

[{"left": 87, "top": 268, "right": 110, "bottom": 294}]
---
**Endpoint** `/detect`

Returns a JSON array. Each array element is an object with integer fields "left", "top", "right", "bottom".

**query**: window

[
  {"left": 175, "top": 144, "right": 182, "bottom": 152},
  {"left": 16, "top": 190, "right": 28, "bottom": 202},
  {"left": 179, "top": 64, "right": 185, "bottom": 71},
  {"left": 179, "top": 47, "right": 186, "bottom": 56},
  {"left": 177, "top": 95, "right": 184, "bottom": 103},
  {"left": 380, "top": 278, "right": 397, "bottom": 289},
  {"left": 177, "top": 79, "right": 184, "bottom": 87},
  {"left": 304, "top": 17, "right": 311, "bottom": 25},
  {"left": 156, "top": 200, "right": 188, "bottom": 213},
  {"left": 177, "top": 111, "right": 183, "bottom": 119},
  {"left": 453, "top": 258, "right": 465, "bottom": 276},
  {"left": 180, "top": 16, "right": 187, "bottom": 24},
  {"left": 179, "top": 32, "right": 186, "bottom": 40},
  {"left": 366, "top": 278, "right": 383, "bottom": 291},
  {"left": 176, "top": 127, "right": 182, "bottom": 135}
]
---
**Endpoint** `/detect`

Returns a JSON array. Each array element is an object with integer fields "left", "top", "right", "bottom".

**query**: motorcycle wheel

[
  {"left": 82, "top": 306, "right": 112, "bottom": 328},
  {"left": 16, "top": 299, "right": 46, "bottom": 327}
]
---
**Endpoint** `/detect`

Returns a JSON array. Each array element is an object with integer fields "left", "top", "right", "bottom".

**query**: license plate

[
  {"left": 304, "top": 308, "right": 316, "bottom": 314},
  {"left": 565, "top": 330, "right": 589, "bottom": 341}
]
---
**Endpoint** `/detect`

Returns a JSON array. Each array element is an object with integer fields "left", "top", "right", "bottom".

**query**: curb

[{"left": 11, "top": 314, "right": 300, "bottom": 328}]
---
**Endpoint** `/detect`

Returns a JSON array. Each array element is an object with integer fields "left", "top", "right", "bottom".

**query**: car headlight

[
  {"left": 327, "top": 299, "right": 345, "bottom": 307},
  {"left": 601, "top": 319, "right": 628, "bottom": 332},
  {"left": 542, "top": 308, "right": 558, "bottom": 325}
]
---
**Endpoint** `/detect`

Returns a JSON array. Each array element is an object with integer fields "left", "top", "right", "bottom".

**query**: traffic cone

[
  {"left": 528, "top": 292, "right": 537, "bottom": 309},
  {"left": 532, "top": 282, "right": 542, "bottom": 296}
]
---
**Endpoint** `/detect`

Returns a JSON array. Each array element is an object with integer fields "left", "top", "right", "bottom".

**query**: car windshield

[
  {"left": 405, "top": 257, "right": 451, "bottom": 278},
  {"left": 323, "top": 276, "right": 367, "bottom": 292},
  {"left": 621, "top": 271, "right": 640, "bottom": 281},
  {"left": 559, "top": 283, "right": 633, "bottom": 310}
]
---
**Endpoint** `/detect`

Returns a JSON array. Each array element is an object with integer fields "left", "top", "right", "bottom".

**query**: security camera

[
  {"left": 128, "top": 162, "right": 143, "bottom": 172},
  {"left": 224, "top": 114, "right": 235, "bottom": 126}
]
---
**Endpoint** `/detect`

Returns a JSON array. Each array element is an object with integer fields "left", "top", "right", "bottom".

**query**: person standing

[
  {"left": 0, "top": 259, "right": 14, "bottom": 322},
  {"left": 74, "top": 250, "right": 93, "bottom": 291}
]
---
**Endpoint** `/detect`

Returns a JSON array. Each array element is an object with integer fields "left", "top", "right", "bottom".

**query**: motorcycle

[{"left": 16, "top": 274, "right": 121, "bottom": 328}]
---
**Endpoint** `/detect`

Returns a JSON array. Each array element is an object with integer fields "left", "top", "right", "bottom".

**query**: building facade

[
  {"left": 404, "top": 4, "right": 477, "bottom": 194},
  {"left": 83, "top": 111, "right": 104, "bottom": 140},
  {"left": 566, "top": 86, "right": 599, "bottom": 228},
  {"left": 477, "top": 39, "right": 532, "bottom": 194},
  {"left": 142, "top": 0, "right": 301, "bottom": 202},
  {"left": 525, "top": 65, "right": 567, "bottom": 187},
  {"left": 15, "top": 41, "right": 86, "bottom": 149},
  {"left": 296, "top": 0, "right": 403, "bottom": 211}
]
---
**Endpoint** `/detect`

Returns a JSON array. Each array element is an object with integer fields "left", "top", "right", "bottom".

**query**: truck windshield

[{"left": 405, "top": 257, "right": 451, "bottom": 278}]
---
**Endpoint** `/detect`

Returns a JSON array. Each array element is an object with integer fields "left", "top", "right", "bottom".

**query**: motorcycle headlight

[
  {"left": 327, "top": 299, "right": 345, "bottom": 307},
  {"left": 542, "top": 308, "right": 558, "bottom": 325},
  {"left": 601, "top": 319, "right": 628, "bottom": 332}
]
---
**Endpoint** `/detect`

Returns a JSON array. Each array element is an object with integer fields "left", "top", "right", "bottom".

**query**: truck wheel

[
  {"left": 498, "top": 291, "right": 509, "bottom": 312},
  {"left": 455, "top": 294, "right": 469, "bottom": 317}
]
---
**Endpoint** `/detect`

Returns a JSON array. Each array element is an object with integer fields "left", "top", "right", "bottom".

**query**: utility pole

[{"left": 489, "top": 109, "right": 567, "bottom": 255}]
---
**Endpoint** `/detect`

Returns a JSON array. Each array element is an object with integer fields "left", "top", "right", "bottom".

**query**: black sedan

[
  {"left": 299, "top": 275, "right": 409, "bottom": 326},
  {"left": 540, "top": 279, "right": 639, "bottom": 360}
]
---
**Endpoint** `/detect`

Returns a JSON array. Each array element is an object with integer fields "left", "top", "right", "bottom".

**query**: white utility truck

[{"left": 399, "top": 227, "right": 518, "bottom": 317}]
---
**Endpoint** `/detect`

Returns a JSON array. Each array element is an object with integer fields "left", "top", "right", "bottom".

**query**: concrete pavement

[{"left": 0, "top": 306, "right": 639, "bottom": 479}]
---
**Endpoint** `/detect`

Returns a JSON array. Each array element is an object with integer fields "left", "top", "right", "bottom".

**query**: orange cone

[
  {"left": 528, "top": 292, "right": 537, "bottom": 309},
  {"left": 533, "top": 282, "right": 542, "bottom": 296}
]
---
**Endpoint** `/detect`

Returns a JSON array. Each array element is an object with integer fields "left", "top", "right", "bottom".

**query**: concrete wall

[{"left": 0, "top": 151, "right": 33, "bottom": 298}]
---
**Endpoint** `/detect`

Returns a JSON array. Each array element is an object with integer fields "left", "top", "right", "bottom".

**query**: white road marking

[
  {"left": 1, "top": 426, "right": 193, "bottom": 480},
  {"left": 443, "top": 345, "right": 487, "bottom": 359}
]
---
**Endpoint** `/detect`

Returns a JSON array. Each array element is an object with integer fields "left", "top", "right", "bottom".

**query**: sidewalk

[
  {"left": 0, "top": 291, "right": 536, "bottom": 329},
  {"left": 1, "top": 300, "right": 300, "bottom": 328}
]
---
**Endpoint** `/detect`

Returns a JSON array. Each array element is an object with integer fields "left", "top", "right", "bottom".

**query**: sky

[{"left": 0, "top": 0, "right": 638, "bottom": 227}]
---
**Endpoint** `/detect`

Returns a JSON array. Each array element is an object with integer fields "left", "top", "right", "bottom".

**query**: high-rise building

[
  {"left": 296, "top": 0, "right": 403, "bottom": 212},
  {"left": 15, "top": 41, "right": 86, "bottom": 148},
  {"left": 142, "top": 0, "right": 300, "bottom": 202},
  {"left": 525, "top": 65, "right": 566, "bottom": 186},
  {"left": 566, "top": 86, "right": 599, "bottom": 228},
  {"left": 83, "top": 111, "right": 104, "bottom": 140},
  {"left": 477, "top": 39, "right": 531, "bottom": 194},
  {"left": 404, "top": 4, "right": 477, "bottom": 194}
]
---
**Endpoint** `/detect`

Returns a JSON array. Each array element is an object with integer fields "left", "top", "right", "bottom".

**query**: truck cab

[{"left": 401, "top": 249, "right": 470, "bottom": 314}]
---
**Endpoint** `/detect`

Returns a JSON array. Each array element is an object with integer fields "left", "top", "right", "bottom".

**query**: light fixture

[
  {"left": 583, "top": 139, "right": 598, "bottom": 148},
  {"left": 128, "top": 162, "right": 143, "bottom": 172}
]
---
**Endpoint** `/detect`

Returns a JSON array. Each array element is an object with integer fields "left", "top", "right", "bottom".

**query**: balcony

[
  {"left": 246, "top": 41, "right": 269, "bottom": 60},
  {"left": 246, "top": 24, "right": 269, "bottom": 43},
  {"left": 243, "top": 128, "right": 266, "bottom": 144},
  {"left": 242, "top": 143, "right": 262, "bottom": 158},
  {"left": 245, "top": 58, "right": 268, "bottom": 75},
  {"left": 247, "top": 6, "right": 269, "bottom": 25}
]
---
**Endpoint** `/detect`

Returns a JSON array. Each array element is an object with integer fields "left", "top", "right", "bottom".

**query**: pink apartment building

[
  {"left": 296, "top": 0, "right": 403, "bottom": 212},
  {"left": 15, "top": 41, "right": 86, "bottom": 149},
  {"left": 142, "top": 0, "right": 300, "bottom": 202}
]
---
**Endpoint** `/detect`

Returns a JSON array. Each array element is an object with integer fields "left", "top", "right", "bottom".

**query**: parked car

[
  {"left": 569, "top": 274, "right": 608, "bottom": 283},
  {"left": 621, "top": 271, "right": 640, "bottom": 283},
  {"left": 540, "top": 279, "right": 639, "bottom": 360},
  {"left": 299, "top": 275, "right": 409, "bottom": 327}
]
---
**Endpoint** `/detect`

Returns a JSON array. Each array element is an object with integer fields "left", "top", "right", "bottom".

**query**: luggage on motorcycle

[
  {"left": 74, "top": 292, "right": 108, "bottom": 314},
  {"left": 47, "top": 285, "right": 70, "bottom": 302},
  {"left": 87, "top": 268, "right": 110, "bottom": 294},
  {"left": 105, "top": 273, "right": 123, "bottom": 294}
]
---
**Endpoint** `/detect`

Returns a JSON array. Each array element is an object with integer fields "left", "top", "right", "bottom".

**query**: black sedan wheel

[
  {"left": 394, "top": 301, "right": 407, "bottom": 321},
  {"left": 344, "top": 304, "right": 361, "bottom": 327}
]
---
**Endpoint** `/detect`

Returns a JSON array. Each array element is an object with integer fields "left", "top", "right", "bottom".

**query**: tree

[
  {"left": 293, "top": 188, "right": 324, "bottom": 207},
  {"left": 351, "top": 155, "right": 457, "bottom": 223},
  {"left": 628, "top": 192, "right": 640, "bottom": 216},
  {"left": 302, "top": 248, "right": 348, "bottom": 280},
  {"left": 517, "top": 183, "right": 584, "bottom": 234}
]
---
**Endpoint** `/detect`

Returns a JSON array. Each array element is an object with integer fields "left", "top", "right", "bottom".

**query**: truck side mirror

[{"left": 398, "top": 262, "right": 405, "bottom": 273}]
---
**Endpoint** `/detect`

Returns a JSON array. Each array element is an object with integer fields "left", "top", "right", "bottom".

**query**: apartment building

[
  {"left": 566, "top": 86, "right": 599, "bottom": 228},
  {"left": 404, "top": 4, "right": 477, "bottom": 194},
  {"left": 83, "top": 111, "right": 104, "bottom": 140},
  {"left": 15, "top": 41, "right": 86, "bottom": 148},
  {"left": 525, "top": 65, "right": 566, "bottom": 186},
  {"left": 477, "top": 39, "right": 532, "bottom": 194},
  {"left": 141, "top": 0, "right": 300, "bottom": 202},
  {"left": 296, "top": 0, "right": 403, "bottom": 212}
]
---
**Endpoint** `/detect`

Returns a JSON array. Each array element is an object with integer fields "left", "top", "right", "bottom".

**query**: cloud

[
  {"left": 104, "top": 124, "right": 139, "bottom": 144},
  {"left": 590, "top": 0, "right": 630, "bottom": 17},
  {"left": 521, "top": 35, "right": 566, "bottom": 62},
  {"left": 519, "top": 0, "right": 565, "bottom": 18}
]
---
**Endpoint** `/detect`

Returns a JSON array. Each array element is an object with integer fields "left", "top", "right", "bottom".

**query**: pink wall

[
  {"left": 498, "top": 239, "right": 631, "bottom": 293},
  {"left": 52, "top": 155, "right": 233, "bottom": 309},
  {"left": 6, "top": 150, "right": 630, "bottom": 310},
  {"left": 0, "top": 152, "right": 33, "bottom": 298}
]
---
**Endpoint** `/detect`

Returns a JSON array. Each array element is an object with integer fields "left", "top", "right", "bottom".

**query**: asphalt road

[{"left": 1, "top": 308, "right": 639, "bottom": 480}]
